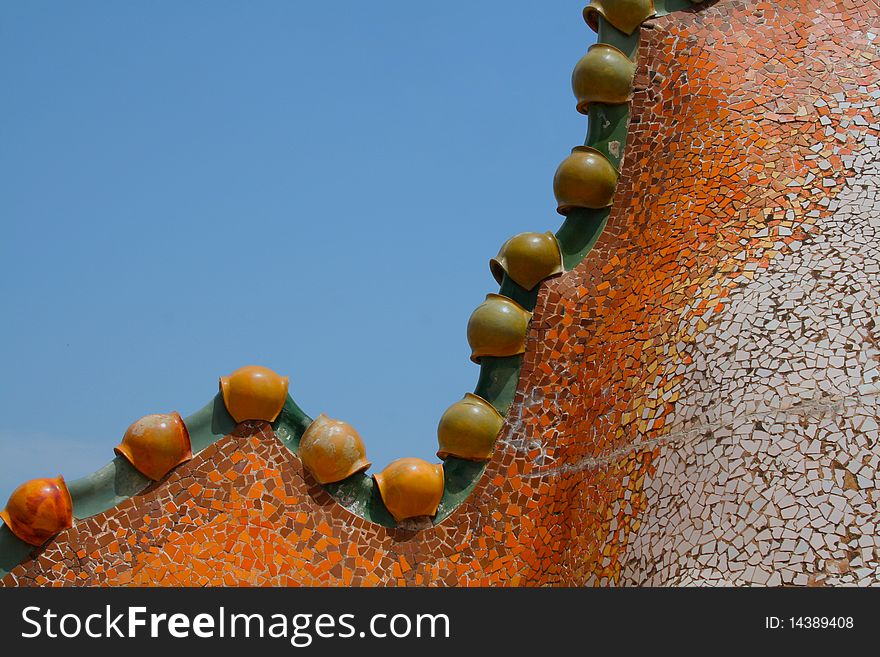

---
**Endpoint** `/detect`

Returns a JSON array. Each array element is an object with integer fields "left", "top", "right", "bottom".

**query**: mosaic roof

[{"left": 3, "top": 0, "right": 880, "bottom": 586}]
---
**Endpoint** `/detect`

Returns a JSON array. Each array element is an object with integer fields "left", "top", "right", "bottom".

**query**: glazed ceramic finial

[
  {"left": 299, "top": 414, "right": 371, "bottom": 484},
  {"left": 220, "top": 365, "right": 289, "bottom": 423}
]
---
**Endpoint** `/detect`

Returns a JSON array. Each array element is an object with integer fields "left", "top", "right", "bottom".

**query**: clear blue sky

[{"left": 0, "top": 1, "right": 595, "bottom": 506}]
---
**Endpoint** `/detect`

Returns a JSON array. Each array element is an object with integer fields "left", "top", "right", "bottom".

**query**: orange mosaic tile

[{"left": 3, "top": 0, "right": 880, "bottom": 587}]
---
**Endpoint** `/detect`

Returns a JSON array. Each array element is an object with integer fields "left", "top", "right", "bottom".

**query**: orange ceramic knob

[
  {"left": 437, "top": 393, "right": 504, "bottom": 461},
  {"left": 374, "top": 458, "right": 444, "bottom": 522},
  {"left": 490, "top": 231, "right": 564, "bottom": 291},
  {"left": 114, "top": 412, "right": 192, "bottom": 481},
  {"left": 467, "top": 294, "right": 532, "bottom": 363},
  {"left": 571, "top": 43, "right": 635, "bottom": 114},
  {"left": 1, "top": 476, "right": 73, "bottom": 547},
  {"left": 583, "top": 0, "right": 655, "bottom": 36},
  {"left": 220, "top": 365, "right": 289, "bottom": 423},
  {"left": 299, "top": 414, "right": 372, "bottom": 484},
  {"left": 553, "top": 146, "right": 619, "bottom": 214}
]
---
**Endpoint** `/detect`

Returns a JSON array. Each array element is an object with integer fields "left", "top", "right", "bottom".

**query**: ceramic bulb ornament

[
  {"left": 553, "top": 146, "right": 619, "bottom": 214},
  {"left": 114, "top": 412, "right": 192, "bottom": 481},
  {"left": 583, "top": 0, "right": 655, "bottom": 36},
  {"left": 490, "top": 231, "right": 564, "bottom": 291},
  {"left": 220, "top": 365, "right": 289, "bottom": 423},
  {"left": 299, "top": 414, "right": 371, "bottom": 484},
  {"left": 571, "top": 43, "right": 636, "bottom": 114},
  {"left": 1, "top": 477, "right": 73, "bottom": 547},
  {"left": 467, "top": 294, "right": 532, "bottom": 363},
  {"left": 437, "top": 393, "right": 504, "bottom": 461},
  {"left": 374, "top": 458, "right": 445, "bottom": 522}
]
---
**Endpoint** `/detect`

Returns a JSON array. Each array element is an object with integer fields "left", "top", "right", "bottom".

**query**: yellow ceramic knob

[
  {"left": 299, "top": 414, "right": 372, "bottom": 484},
  {"left": 114, "top": 412, "right": 193, "bottom": 481},
  {"left": 572, "top": 43, "right": 636, "bottom": 114},
  {"left": 583, "top": 0, "right": 655, "bottom": 36},
  {"left": 1, "top": 476, "right": 73, "bottom": 547},
  {"left": 553, "top": 146, "right": 619, "bottom": 215},
  {"left": 220, "top": 365, "right": 289, "bottom": 423},
  {"left": 467, "top": 294, "right": 532, "bottom": 363},
  {"left": 490, "top": 231, "right": 564, "bottom": 291},
  {"left": 374, "top": 458, "right": 445, "bottom": 522},
  {"left": 437, "top": 393, "right": 504, "bottom": 461}
]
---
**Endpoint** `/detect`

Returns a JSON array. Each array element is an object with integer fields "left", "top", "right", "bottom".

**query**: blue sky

[{"left": 0, "top": 1, "right": 595, "bottom": 506}]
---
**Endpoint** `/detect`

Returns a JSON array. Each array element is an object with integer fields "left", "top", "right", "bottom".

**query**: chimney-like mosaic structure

[{"left": 3, "top": 0, "right": 880, "bottom": 587}]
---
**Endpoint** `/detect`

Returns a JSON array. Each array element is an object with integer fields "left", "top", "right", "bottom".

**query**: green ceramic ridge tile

[
  {"left": 498, "top": 273, "right": 541, "bottom": 312},
  {"left": 473, "top": 355, "right": 524, "bottom": 415},
  {"left": 186, "top": 393, "right": 237, "bottom": 453},
  {"left": 0, "top": 525, "right": 35, "bottom": 580},
  {"left": 324, "top": 473, "right": 397, "bottom": 528},
  {"left": 586, "top": 104, "right": 630, "bottom": 169},
  {"left": 272, "top": 395, "right": 313, "bottom": 453},
  {"left": 433, "top": 458, "right": 487, "bottom": 524},
  {"left": 598, "top": 19, "right": 639, "bottom": 59},
  {"left": 69, "top": 459, "right": 152, "bottom": 520},
  {"left": 656, "top": 0, "right": 705, "bottom": 18},
  {"left": 556, "top": 208, "right": 611, "bottom": 271}
]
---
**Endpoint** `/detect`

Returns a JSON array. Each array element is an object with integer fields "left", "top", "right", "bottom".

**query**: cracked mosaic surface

[{"left": 3, "top": 0, "right": 879, "bottom": 586}]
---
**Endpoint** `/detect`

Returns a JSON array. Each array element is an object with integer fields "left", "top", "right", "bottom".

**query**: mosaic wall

[{"left": 3, "top": 0, "right": 880, "bottom": 586}]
